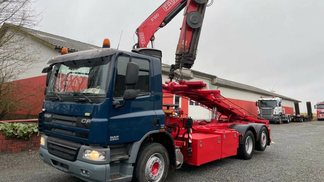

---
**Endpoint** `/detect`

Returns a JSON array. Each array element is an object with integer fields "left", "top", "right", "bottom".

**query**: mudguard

[
  {"left": 230, "top": 123, "right": 270, "bottom": 145},
  {"left": 126, "top": 131, "right": 176, "bottom": 169}
]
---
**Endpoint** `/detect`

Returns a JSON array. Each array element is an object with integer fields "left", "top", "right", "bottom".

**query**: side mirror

[
  {"left": 314, "top": 105, "right": 317, "bottom": 109},
  {"left": 123, "top": 62, "right": 139, "bottom": 100},
  {"left": 42, "top": 66, "right": 52, "bottom": 87},
  {"left": 42, "top": 66, "right": 52, "bottom": 73},
  {"left": 123, "top": 89, "right": 137, "bottom": 100},
  {"left": 45, "top": 71, "right": 52, "bottom": 87},
  {"left": 125, "top": 62, "right": 139, "bottom": 86},
  {"left": 255, "top": 101, "right": 258, "bottom": 106},
  {"left": 112, "top": 62, "right": 139, "bottom": 109}
]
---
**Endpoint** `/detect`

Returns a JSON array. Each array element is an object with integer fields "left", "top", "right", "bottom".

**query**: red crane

[
  {"left": 134, "top": 0, "right": 209, "bottom": 80},
  {"left": 134, "top": 0, "right": 270, "bottom": 177}
]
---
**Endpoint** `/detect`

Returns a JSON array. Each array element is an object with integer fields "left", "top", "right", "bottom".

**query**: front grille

[
  {"left": 47, "top": 136, "right": 81, "bottom": 161},
  {"left": 261, "top": 109, "right": 273, "bottom": 116},
  {"left": 43, "top": 113, "right": 90, "bottom": 139}
]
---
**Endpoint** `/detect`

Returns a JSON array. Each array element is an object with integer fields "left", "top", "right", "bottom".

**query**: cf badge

[{"left": 81, "top": 119, "right": 91, "bottom": 124}]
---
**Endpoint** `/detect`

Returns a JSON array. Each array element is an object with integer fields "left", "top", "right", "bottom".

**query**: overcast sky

[{"left": 32, "top": 0, "right": 324, "bottom": 113}]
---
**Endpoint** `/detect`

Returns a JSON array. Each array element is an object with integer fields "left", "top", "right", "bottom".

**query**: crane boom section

[
  {"left": 135, "top": 0, "right": 187, "bottom": 48},
  {"left": 135, "top": 0, "right": 208, "bottom": 71},
  {"left": 175, "top": 0, "right": 207, "bottom": 69}
]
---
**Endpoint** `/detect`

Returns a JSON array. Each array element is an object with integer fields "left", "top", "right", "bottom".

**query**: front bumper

[
  {"left": 39, "top": 147, "right": 109, "bottom": 182},
  {"left": 38, "top": 134, "right": 112, "bottom": 182},
  {"left": 317, "top": 113, "right": 324, "bottom": 119},
  {"left": 261, "top": 114, "right": 280, "bottom": 122}
]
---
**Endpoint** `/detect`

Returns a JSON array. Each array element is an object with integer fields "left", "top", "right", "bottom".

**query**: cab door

[{"left": 108, "top": 54, "right": 158, "bottom": 144}]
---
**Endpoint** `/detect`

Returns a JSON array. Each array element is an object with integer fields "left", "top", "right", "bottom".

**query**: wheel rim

[
  {"left": 145, "top": 153, "right": 165, "bottom": 182},
  {"left": 261, "top": 131, "right": 267, "bottom": 148},
  {"left": 245, "top": 136, "right": 253, "bottom": 154}
]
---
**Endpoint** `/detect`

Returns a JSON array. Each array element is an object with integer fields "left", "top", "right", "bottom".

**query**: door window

[{"left": 114, "top": 56, "right": 150, "bottom": 98}]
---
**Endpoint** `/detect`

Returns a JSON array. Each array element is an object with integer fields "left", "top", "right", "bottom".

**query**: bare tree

[{"left": 0, "top": 0, "right": 40, "bottom": 120}]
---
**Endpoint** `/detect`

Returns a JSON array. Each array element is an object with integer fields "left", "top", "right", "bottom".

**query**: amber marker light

[
  {"left": 103, "top": 38, "right": 110, "bottom": 48},
  {"left": 40, "top": 137, "right": 45, "bottom": 146},
  {"left": 61, "top": 47, "right": 68, "bottom": 54}
]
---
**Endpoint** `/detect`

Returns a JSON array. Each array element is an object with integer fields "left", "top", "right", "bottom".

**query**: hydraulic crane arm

[
  {"left": 134, "top": 0, "right": 187, "bottom": 49},
  {"left": 134, "top": 0, "right": 209, "bottom": 80},
  {"left": 174, "top": 0, "right": 208, "bottom": 70}
]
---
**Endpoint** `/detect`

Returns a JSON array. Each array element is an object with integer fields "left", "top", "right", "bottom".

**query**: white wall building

[{"left": 0, "top": 24, "right": 300, "bottom": 118}]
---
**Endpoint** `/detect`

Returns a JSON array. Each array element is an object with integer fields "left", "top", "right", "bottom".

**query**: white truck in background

[{"left": 256, "top": 97, "right": 291, "bottom": 124}]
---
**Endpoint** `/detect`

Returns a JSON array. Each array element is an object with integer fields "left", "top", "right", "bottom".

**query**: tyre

[
  {"left": 255, "top": 127, "right": 268, "bottom": 151},
  {"left": 237, "top": 130, "right": 255, "bottom": 160},
  {"left": 134, "top": 142, "right": 169, "bottom": 182},
  {"left": 287, "top": 116, "right": 291, "bottom": 123}
]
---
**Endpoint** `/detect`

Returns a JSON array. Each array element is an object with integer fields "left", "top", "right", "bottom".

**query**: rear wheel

[
  {"left": 284, "top": 116, "right": 290, "bottom": 123},
  {"left": 255, "top": 127, "right": 268, "bottom": 151},
  {"left": 134, "top": 142, "right": 169, "bottom": 182},
  {"left": 237, "top": 130, "right": 255, "bottom": 159}
]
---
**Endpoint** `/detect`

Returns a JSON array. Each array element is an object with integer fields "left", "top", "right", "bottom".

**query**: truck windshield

[
  {"left": 47, "top": 56, "right": 111, "bottom": 97},
  {"left": 258, "top": 100, "right": 277, "bottom": 108},
  {"left": 317, "top": 104, "right": 324, "bottom": 109}
]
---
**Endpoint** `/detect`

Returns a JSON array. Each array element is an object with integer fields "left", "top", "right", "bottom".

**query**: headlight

[
  {"left": 83, "top": 150, "right": 106, "bottom": 161},
  {"left": 40, "top": 137, "right": 45, "bottom": 146}
]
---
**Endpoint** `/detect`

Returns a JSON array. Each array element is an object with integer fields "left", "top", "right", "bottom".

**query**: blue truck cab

[{"left": 38, "top": 48, "right": 175, "bottom": 182}]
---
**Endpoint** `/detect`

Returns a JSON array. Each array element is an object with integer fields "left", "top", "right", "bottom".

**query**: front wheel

[
  {"left": 134, "top": 142, "right": 169, "bottom": 182},
  {"left": 237, "top": 130, "right": 255, "bottom": 160}
]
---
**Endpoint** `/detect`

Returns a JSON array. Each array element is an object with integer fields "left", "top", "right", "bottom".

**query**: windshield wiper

[
  {"left": 74, "top": 93, "right": 93, "bottom": 103},
  {"left": 50, "top": 92, "right": 63, "bottom": 101}
]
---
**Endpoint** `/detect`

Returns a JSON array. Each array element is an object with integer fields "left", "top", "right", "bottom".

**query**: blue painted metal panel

[
  {"left": 40, "top": 50, "right": 164, "bottom": 146},
  {"left": 43, "top": 101, "right": 94, "bottom": 117}
]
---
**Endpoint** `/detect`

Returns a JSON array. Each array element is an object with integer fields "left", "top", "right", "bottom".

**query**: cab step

[{"left": 110, "top": 154, "right": 129, "bottom": 162}]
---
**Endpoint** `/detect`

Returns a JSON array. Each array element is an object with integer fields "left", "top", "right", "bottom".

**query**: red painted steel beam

[{"left": 163, "top": 81, "right": 269, "bottom": 126}]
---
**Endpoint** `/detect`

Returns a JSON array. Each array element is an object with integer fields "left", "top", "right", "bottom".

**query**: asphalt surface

[{"left": 0, "top": 121, "right": 323, "bottom": 182}]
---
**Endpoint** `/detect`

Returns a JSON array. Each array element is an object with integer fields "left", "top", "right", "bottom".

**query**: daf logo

[
  {"left": 44, "top": 113, "right": 52, "bottom": 118},
  {"left": 81, "top": 119, "right": 91, "bottom": 124}
]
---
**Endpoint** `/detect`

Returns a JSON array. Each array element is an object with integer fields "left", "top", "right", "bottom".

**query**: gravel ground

[{"left": 0, "top": 121, "right": 323, "bottom": 182}]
